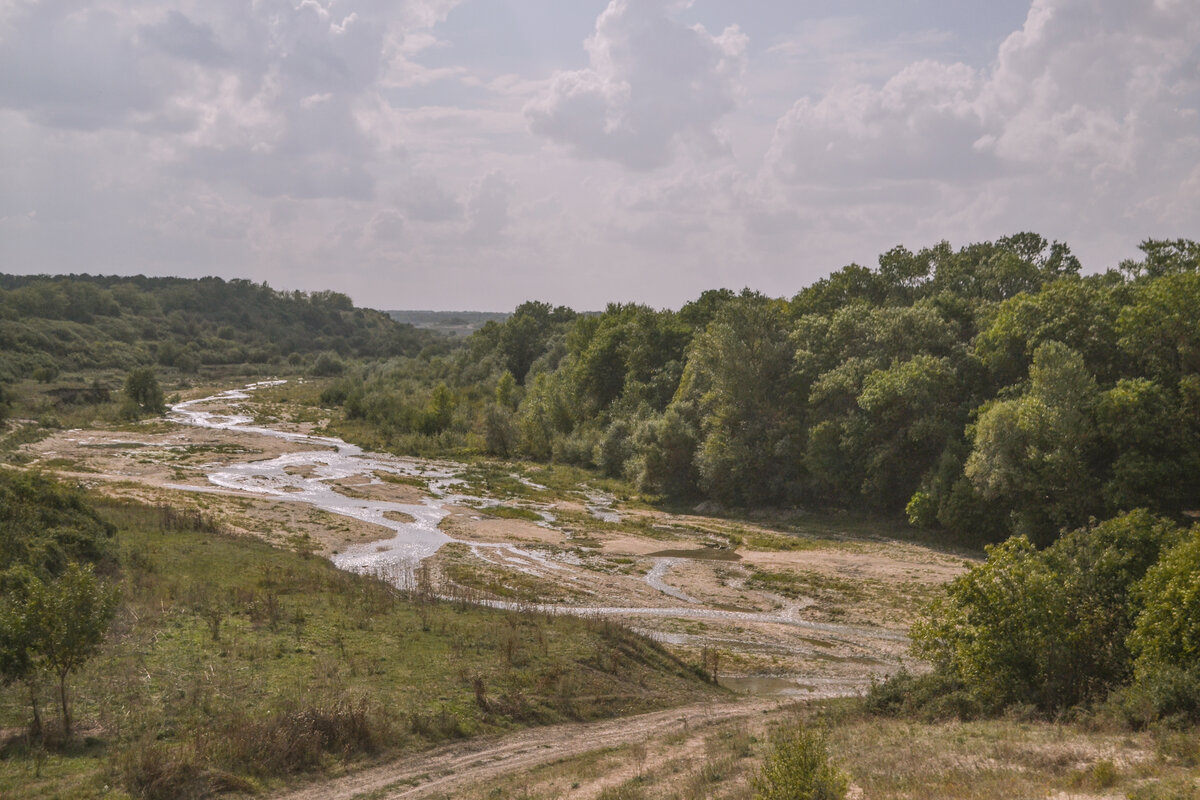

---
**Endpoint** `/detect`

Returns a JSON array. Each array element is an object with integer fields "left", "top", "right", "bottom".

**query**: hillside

[{"left": 0, "top": 274, "right": 444, "bottom": 381}]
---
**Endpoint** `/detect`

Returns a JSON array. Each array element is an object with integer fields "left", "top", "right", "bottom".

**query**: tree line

[
  {"left": 0, "top": 274, "right": 443, "bottom": 383},
  {"left": 318, "top": 234, "right": 1200, "bottom": 547}
]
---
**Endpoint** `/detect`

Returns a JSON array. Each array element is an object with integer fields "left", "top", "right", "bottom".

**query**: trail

[{"left": 269, "top": 697, "right": 781, "bottom": 800}]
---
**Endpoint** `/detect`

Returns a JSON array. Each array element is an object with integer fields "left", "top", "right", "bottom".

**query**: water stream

[{"left": 166, "top": 382, "right": 906, "bottom": 693}]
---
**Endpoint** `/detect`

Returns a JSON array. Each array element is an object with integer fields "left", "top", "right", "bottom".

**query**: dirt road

[{"left": 270, "top": 697, "right": 782, "bottom": 800}]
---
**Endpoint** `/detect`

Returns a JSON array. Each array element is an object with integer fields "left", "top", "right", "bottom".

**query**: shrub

[
  {"left": 1128, "top": 524, "right": 1200, "bottom": 670},
  {"left": 1108, "top": 663, "right": 1200, "bottom": 729},
  {"left": 752, "top": 728, "right": 848, "bottom": 800},
  {"left": 864, "top": 669, "right": 981, "bottom": 721},
  {"left": 311, "top": 352, "right": 345, "bottom": 377},
  {"left": 124, "top": 368, "right": 165, "bottom": 414}
]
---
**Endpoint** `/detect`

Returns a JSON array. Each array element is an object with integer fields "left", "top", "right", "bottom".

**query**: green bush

[
  {"left": 864, "top": 669, "right": 980, "bottom": 721},
  {"left": 311, "top": 352, "right": 345, "bottom": 377},
  {"left": 124, "top": 367, "right": 164, "bottom": 414},
  {"left": 1129, "top": 525, "right": 1200, "bottom": 670},
  {"left": 1108, "top": 663, "right": 1200, "bottom": 729},
  {"left": 752, "top": 728, "right": 848, "bottom": 800},
  {"left": 911, "top": 512, "right": 1183, "bottom": 713}
]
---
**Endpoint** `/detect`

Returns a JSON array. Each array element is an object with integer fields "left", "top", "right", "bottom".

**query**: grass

[
  {"left": 0, "top": 498, "right": 721, "bottom": 799},
  {"left": 437, "top": 698, "right": 1200, "bottom": 800}
]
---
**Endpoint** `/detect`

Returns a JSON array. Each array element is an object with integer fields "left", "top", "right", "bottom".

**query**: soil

[{"left": 267, "top": 697, "right": 783, "bottom": 800}]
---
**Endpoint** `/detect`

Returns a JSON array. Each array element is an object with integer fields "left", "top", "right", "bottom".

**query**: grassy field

[{"left": 0, "top": 500, "right": 721, "bottom": 800}]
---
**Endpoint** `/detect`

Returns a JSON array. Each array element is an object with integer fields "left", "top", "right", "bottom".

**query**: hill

[{"left": 0, "top": 274, "right": 444, "bottom": 381}]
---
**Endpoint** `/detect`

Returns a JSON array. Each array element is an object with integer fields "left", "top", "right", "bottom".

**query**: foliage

[
  {"left": 0, "top": 498, "right": 720, "bottom": 797},
  {"left": 304, "top": 234, "right": 1199, "bottom": 554},
  {"left": 752, "top": 727, "right": 848, "bottom": 800},
  {"left": 1128, "top": 525, "right": 1200, "bottom": 672},
  {"left": 0, "top": 472, "right": 119, "bottom": 738},
  {"left": 27, "top": 562, "right": 120, "bottom": 735},
  {"left": 124, "top": 367, "right": 165, "bottom": 415},
  {"left": 0, "top": 469, "right": 116, "bottom": 577},
  {"left": 0, "top": 273, "right": 439, "bottom": 379},
  {"left": 910, "top": 511, "right": 1183, "bottom": 712}
]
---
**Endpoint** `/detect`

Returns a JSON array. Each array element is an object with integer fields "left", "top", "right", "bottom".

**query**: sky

[{"left": 1, "top": 0, "right": 1197, "bottom": 311}]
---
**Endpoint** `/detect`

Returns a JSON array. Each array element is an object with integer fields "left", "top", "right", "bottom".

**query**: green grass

[{"left": 0, "top": 499, "right": 721, "bottom": 799}]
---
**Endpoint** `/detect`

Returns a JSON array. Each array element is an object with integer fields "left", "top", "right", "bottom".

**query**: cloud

[
  {"left": 768, "top": 1, "right": 1199, "bottom": 189},
  {"left": 525, "top": 0, "right": 747, "bottom": 170},
  {"left": 463, "top": 170, "right": 512, "bottom": 243},
  {"left": 766, "top": 59, "right": 987, "bottom": 185},
  {"left": 0, "top": 0, "right": 465, "bottom": 200},
  {"left": 761, "top": 0, "right": 1200, "bottom": 260}
]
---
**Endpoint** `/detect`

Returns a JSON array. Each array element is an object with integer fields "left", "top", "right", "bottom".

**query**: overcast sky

[{"left": 2, "top": 0, "right": 1197, "bottom": 311}]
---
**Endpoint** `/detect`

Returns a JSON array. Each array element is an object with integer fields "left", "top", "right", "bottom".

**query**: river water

[{"left": 166, "top": 382, "right": 906, "bottom": 694}]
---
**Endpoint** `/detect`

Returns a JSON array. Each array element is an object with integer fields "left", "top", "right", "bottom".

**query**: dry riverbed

[{"left": 20, "top": 382, "right": 970, "bottom": 698}]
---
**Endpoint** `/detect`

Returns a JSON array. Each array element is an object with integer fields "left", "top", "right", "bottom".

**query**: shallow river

[{"left": 166, "top": 382, "right": 906, "bottom": 694}]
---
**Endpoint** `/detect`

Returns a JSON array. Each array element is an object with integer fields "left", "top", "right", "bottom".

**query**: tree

[
  {"left": 29, "top": 563, "right": 119, "bottom": 737},
  {"left": 965, "top": 341, "right": 1100, "bottom": 543},
  {"left": 0, "top": 567, "right": 47, "bottom": 735},
  {"left": 1128, "top": 524, "right": 1200, "bottom": 671},
  {"left": 123, "top": 367, "right": 165, "bottom": 414},
  {"left": 912, "top": 512, "right": 1180, "bottom": 711},
  {"left": 911, "top": 536, "right": 1060, "bottom": 710}
]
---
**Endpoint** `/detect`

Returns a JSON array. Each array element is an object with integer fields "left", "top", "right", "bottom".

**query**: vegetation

[
  {"left": 307, "top": 235, "right": 1199, "bottom": 550},
  {"left": 0, "top": 274, "right": 442, "bottom": 382},
  {"left": 869, "top": 510, "right": 1200, "bottom": 727},
  {"left": 0, "top": 474, "right": 718, "bottom": 799},
  {"left": 752, "top": 728, "right": 847, "bottom": 800},
  {"left": 0, "top": 470, "right": 119, "bottom": 741}
]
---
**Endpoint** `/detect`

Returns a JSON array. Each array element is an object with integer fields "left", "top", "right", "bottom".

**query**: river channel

[{"left": 166, "top": 381, "right": 909, "bottom": 695}]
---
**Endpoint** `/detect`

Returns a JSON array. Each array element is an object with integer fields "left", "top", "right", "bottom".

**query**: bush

[
  {"left": 1108, "top": 663, "right": 1200, "bottom": 729},
  {"left": 124, "top": 368, "right": 165, "bottom": 414},
  {"left": 311, "top": 352, "right": 345, "bottom": 377},
  {"left": 115, "top": 739, "right": 209, "bottom": 800},
  {"left": 1128, "top": 524, "right": 1200, "bottom": 671},
  {"left": 864, "top": 669, "right": 981, "bottom": 721},
  {"left": 752, "top": 728, "right": 848, "bottom": 800},
  {"left": 911, "top": 512, "right": 1183, "bottom": 713}
]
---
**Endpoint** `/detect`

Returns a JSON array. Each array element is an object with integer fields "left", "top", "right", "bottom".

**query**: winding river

[{"left": 166, "top": 382, "right": 906, "bottom": 695}]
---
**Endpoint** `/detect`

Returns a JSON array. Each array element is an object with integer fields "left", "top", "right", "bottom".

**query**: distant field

[{"left": 385, "top": 309, "right": 509, "bottom": 335}]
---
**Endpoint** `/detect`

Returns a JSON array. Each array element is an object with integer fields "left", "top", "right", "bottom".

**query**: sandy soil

[
  {"left": 268, "top": 697, "right": 783, "bottom": 800},
  {"left": 439, "top": 507, "right": 568, "bottom": 545}
]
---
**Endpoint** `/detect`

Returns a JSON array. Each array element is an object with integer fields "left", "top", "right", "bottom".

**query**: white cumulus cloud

[{"left": 525, "top": 0, "right": 747, "bottom": 171}]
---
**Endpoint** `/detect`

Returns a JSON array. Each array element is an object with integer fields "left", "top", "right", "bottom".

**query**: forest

[
  {"left": 312, "top": 233, "right": 1200, "bottom": 729},
  {"left": 313, "top": 234, "right": 1200, "bottom": 548}
]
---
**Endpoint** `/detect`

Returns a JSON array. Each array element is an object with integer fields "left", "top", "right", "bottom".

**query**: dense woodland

[{"left": 314, "top": 234, "right": 1200, "bottom": 547}]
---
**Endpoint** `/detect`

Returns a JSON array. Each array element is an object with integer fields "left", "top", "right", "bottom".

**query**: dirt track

[{"left": 270, "top": 697, "right": 782, "bottom": 800}]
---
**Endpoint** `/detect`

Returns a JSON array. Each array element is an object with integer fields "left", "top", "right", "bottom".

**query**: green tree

[
  {"left": 631, "top": 406, "right": 700, "bottom": 499},
  {"left": 679, "top": 295, "right": 802, "bottom": 506},
  {"left": 1128, "top": 524, "right": 1200, "bottom": 670},
  {"left": 29, "top": 563, "right": 119, "bottom": 737},
  {"left": 965, "top": 341, "right": 1100, "bottom": 543},
  {"left": 124, "top": 367, "right": 165, "bottom": 414},
  {"left": 911, "top": 536, "right": 1060, "bottom": 710},
  {"left": 1041, "top": 511, "right": 1181, "bottom": 706},
  {"left": 0, "top": 566, "right": 47, "bottom": 735}
]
